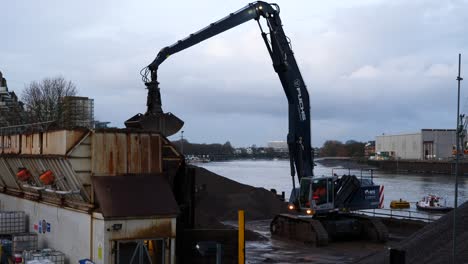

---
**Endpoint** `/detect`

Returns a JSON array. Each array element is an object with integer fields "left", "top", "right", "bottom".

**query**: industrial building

[
  {"left": 375, "top": 129, "right": 463, "bottom": 160},
  {"left": 0, "top": 128, "right": 184, "bottom": 263}
]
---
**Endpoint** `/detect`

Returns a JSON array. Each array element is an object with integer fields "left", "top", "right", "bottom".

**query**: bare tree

[{"left": 22, "top": 76, "right": 77, "bottom": 124}]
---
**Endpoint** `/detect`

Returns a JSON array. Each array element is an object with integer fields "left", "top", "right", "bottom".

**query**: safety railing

[
  {"left": 331, "top": 167, "right": 375, "bottom": 182},
  {"left": 354, "top": 208, "right": 446, "bottom": 222}
]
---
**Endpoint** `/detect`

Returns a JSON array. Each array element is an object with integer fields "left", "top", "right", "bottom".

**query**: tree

[
  {"left": 320, "top": 140, "right": 366, "bottom": 157},
  {"left": 321, "top": 140, "right": 345, "bottom": 157},
  {"left": 22, "top": 76, "right": 77, "bottom": 124}
]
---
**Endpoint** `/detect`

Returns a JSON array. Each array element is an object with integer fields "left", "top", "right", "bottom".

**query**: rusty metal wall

[
  {"left": 21, "top": 133, "right": 41, "bottom": 155},
  {"left": 2, "top": 134, "right": 20, "bottom": 154},
  {"left": 42, "top": 130, "right": 87, "bottom": 155},
  {"left": 0, "top": 129, "right": 182, "bottom": 209},
  {"left": 92, "top": 132, "right": 163, "bottom": 176},
  {"left": 1, "top": 130, "right": 88, "bottom": 155}
]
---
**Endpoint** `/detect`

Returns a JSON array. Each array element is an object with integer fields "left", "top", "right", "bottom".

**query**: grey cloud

[{"left": 1, "top": 0, "right": 468, "bottom": 147}]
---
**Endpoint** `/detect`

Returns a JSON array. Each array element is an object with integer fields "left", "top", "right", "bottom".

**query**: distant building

[
  {"left": 60, "top": 96, "right": 94, "bottom": 129},
  {"left": 364, "top": 141, "right": 375, "bottom": 158},
  {"left": 267, "top": 141, "right": 288, "bottom": 153},
  {"left": 94, "top": 121, "right": 111, "bottom": 129},
  {"left": 376, "top": 129, "right": 464, "bottom": 160},
  {"left": 0, "top": 71, "right": 26, "bottom": 129},
  {"left": 246, "top": 147, "right": 253, "bottom": 155},
  {"left": 257, "top": 147, "right": 266, "bottom": 154}
]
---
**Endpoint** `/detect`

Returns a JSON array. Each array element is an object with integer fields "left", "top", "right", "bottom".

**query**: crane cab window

[{"left": 312, "top": 178, "right": 328, "bottom": 205}]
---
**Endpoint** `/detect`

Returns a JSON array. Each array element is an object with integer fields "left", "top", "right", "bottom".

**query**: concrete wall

[
  {"left": 0, "top": 193, "right": 92, "bottom": 263},
  {"left": 0, "top": 194, "right": 176, "bottom": 264},
  {"left": 376, "top": 133, "right": 422, "bottom": 159},
  {"left": 92, "top": 215, "right": 106, "bottom": 264}
]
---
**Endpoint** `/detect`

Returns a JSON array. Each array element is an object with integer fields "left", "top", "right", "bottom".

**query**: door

[{"left": 115, "top": 239, "right": 166, "bottom": 264}]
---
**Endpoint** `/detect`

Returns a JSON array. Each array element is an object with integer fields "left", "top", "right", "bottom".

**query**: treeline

[
  {"left": 319, "top": 140, "right": 365, "bottom": 157},
  {"left": 171, "top": 139, "right": 367, "bottom": 159},
  {"left": 172, "top": 139, "right": 234, "bottom": 155},
  {"left": 171, "top": 140, "right": 289, "bottom": 160}
]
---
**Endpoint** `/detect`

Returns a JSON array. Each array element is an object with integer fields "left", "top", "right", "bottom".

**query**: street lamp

[{"left": 453, "top": 53, "right": 463, "bottom": 264}]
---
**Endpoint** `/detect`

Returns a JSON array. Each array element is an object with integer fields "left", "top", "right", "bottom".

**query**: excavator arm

[
  {"left": 143, "top": 1, "right": 389, "bottom": 247},
  {"left": 142, "top": 1, "right": 313, "bottom": 191}
]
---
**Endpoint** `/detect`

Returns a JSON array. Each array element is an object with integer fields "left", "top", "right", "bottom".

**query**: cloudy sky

[{"left": 1, "top": 0, "right": 467, "bottom": 147}]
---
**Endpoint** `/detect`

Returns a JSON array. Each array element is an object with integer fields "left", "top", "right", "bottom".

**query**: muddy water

[{"left": 198, "top": 159, "right": 468, "bottom": 207}]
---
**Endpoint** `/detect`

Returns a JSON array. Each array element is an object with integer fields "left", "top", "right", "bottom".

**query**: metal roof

[{"left": 92, "top": 175, "right": 179, "bottom": 218}]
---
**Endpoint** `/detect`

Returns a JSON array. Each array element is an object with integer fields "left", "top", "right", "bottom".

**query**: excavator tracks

[
  {"left": 270, "top": 214, "right": 329, "bottom": 246},
  {"left": 350, "top": 214, "right": 389, "bottom": 242},
  {"left": 270, "top": 213, "right": 389, "bottom": 246}
]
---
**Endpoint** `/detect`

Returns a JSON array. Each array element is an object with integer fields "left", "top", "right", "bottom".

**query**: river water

[{"left": 198, "top": 159, "right": 468, "bottom": 208}]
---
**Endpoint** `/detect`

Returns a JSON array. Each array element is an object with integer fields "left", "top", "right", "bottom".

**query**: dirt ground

[{"left": 225, "top": 219, "right": 422, "bottom": 264}]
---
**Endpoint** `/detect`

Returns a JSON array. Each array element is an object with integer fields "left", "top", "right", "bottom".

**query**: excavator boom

[{"left": 142, "top": 1, "right": 313, "bottom": 189}]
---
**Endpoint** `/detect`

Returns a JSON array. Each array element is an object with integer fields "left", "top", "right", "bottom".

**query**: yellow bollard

[{"left": 238, "top": 210, "right": 245, "bottom": 264}]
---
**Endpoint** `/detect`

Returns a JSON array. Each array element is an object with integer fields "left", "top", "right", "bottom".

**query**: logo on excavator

[{"left": 294, "top": 79, "right": 307, "bottom": 121}]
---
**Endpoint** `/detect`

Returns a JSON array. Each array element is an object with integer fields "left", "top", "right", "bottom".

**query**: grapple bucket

[
  {"left": 125, "top": 81, "right": 184, "bottom": 137},
  {"left": 124, "top": 112, "right": 183, "bottom": 137}
]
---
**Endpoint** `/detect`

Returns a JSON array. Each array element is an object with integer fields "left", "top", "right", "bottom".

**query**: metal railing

[
  {"left": 0, "top": 120, "right": 56, "bottom": 135},
  {"left": 354, "top": 208, "right": 445, "bottom": 222},
  {"left": 331, "top": 167, "right": 375, "bottom": 182}
]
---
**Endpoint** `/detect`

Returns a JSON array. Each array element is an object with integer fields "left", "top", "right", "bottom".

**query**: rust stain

[
  {"left": 141, "top": 135, "right": 150, "bottom": 173},
  {"left": 150, "top": 135, "right": 161, "bottom": 173},
  {"left": 111, "top": 220, "right": 175, "bottom": 240},
  {"left": 108, "top": 151, "right": 114, "bottom": 175},
  {"left": 126, "top": 133, "right": 131, "bottom": 174}
]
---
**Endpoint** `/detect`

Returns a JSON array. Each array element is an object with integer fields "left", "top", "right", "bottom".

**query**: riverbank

[
  {"left": 367, "top": 159, "right": 468, "bottom": 175},
  {"left": 316, "top": 157, "right": 468, "bottom": 175}
]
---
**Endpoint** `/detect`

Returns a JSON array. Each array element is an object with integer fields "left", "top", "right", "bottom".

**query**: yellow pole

[{"left": 238, "top": 210, "right": 245, "bottom": 264}]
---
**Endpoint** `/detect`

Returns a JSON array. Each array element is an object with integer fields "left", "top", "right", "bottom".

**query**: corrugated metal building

[
  {"left": 376, "top": 129, "right": 461, "bottom": 160},
  {"left": 0, "top": 128, "right": 183, "bottom": 263}
]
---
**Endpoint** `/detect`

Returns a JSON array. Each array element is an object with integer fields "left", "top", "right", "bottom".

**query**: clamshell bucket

[{"left": 125, "top": 81, "right": 183, "bottom": 137}]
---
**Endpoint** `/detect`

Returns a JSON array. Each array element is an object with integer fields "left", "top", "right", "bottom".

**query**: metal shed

[{"left": 0, "top": 128, "right": 184, "bottom": 263}]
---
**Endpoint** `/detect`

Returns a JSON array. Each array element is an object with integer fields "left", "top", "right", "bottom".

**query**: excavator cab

[{"left": 298, "top": 177, "right": 335, "bottom": 214}]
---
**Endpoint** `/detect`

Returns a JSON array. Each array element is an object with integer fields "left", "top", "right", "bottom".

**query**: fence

[{"left": 354, "top": 208, "right": 445, "bottom": 222}]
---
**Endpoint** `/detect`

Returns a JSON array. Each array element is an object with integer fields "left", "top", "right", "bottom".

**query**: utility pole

[
  {"left": 181, "top": 130, "right": 184, "bottom": 155},
  {"left": 453, "top": 53, "right": 463, "bottom": 264}
]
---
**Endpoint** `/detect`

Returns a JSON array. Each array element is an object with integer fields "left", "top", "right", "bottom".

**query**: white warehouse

[{"left": 376, "top": 129, "right": 463, "bottom": 160}]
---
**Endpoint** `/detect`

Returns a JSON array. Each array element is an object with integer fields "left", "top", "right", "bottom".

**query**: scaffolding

[{"left": 60, "top": 96, "right": 94, "bottom": 129}]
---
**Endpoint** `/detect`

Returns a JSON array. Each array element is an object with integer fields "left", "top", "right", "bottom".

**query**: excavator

[{"left": 134, "top": 1, "right": 388, "bottom": 246}]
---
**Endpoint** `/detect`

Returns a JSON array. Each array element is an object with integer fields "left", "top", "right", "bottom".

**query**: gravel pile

[
  {"left": 193, "top": 166, "right": 288, "bottom": 225},
  {"left": 356, "top": 201, "right": 468, "bottom": 264}
]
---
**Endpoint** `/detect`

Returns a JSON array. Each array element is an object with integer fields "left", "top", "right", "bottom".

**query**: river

[{"left": 197, "top": 159, "right": 468, "bottom": 207}]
